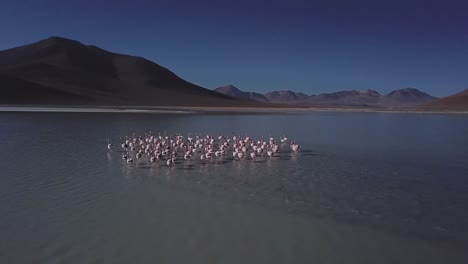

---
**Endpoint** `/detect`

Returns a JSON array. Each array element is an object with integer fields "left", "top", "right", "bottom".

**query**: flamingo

[
  {"left": 256, "top": 147, "right": 263, "bottom": 154},
  {"left": 250, "top": 152, "right": 256, "bottom": 159},
  {"left": 121, "top": 138, "right": 128, "bottom": 150},
  {"left": 107, "top": 139, "right": 113, "bottom": 150},
  {"left": 272, "top": 145, "right": 279, "bottom": 153},
  {"left": 291, "top": 142, "right": 300, "bottom": 151}
]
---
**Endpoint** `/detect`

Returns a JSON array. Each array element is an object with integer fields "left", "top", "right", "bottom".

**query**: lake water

[{"left": 1, "top": 111, "right": 467, "bottom": 263}]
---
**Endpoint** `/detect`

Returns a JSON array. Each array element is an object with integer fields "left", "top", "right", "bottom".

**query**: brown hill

[
  {"left": 419, "top": 89, "right": 468, "bottom": 111},
  {"left": 0, "top": 36, "right": 260, "bottom": 107}
]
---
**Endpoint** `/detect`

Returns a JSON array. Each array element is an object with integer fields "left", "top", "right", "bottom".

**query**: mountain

[
  {"left": 214, "top": 85, "right": 437, "bottom": 108},
  {"left": 0, "top": 73, "right": 93, "bottom": 104},
  {"left": 214, "top": 85, "right": 268, "bottom": 102},
  {"left": 419, "top": 89, "right": 468, "bottom": 111},
  {"left": 264, "top": 90, "right": 309, "bottom": 104},
  {"left": 379, "top": 88, "right": 437, "bottom": 108},
  {"left": 307, "top": 89, "right": 381, "bottom": 107},
  {"left": 0, "top": 36, "right": 258, "bottom": 107}
]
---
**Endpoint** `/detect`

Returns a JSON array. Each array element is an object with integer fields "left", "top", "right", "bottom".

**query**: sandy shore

[{"left": 0, "top": 105, "right": 467, "bottom": 115}]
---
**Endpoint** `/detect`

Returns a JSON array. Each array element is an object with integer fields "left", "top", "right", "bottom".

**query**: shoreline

[{"left": 0, "top": 105, "right": 467, "bottom": 115}]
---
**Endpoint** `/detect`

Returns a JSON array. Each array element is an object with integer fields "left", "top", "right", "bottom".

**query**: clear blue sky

[{"left": 1, "top": 0, "right": 467, "bottom": 97}]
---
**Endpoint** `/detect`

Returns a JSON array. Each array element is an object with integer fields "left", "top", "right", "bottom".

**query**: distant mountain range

[
  {"left": 214, "top": 85, "right": 269, "bottom": 102},
  {"left": 214, "top": 85, "right": 438, "bottom": 108},
  {"left": 0, "top": 36, "right": 258, "bottom": 107}
]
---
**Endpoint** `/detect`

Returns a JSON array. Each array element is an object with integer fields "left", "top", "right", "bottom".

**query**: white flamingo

[
  {"left": 256, "top": 147, "right": 263, "bottom": 154},
  {"left": 121, "top": 138, "right": 128, "bottom": 150},
  {"left": 107, "top": 139, "right": 113, "bottom": 150},
  {"left": 250, "top": 152, "right": 256, "bottom": 159},
  {"left": 291, "top": 142, "right": 300, "bottom": 151}
]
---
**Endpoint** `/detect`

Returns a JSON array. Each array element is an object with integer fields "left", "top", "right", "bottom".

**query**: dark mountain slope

[
  {"left": 0, "top": 36, "right": 258, "bottom": 106},
  {"left": 419, "top": 89, "right": 468, "bottom": 111},
  {"left": 0, "top": 73, "right": 94, "bottom": 104}
]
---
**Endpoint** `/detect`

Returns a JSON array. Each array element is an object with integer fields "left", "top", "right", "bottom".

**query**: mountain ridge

[
  {"left": 214, "top": 85, "right": 438, "bottom": 108},
  {"left": 214, "top": 85, "right": 268, "bottom": 102}
]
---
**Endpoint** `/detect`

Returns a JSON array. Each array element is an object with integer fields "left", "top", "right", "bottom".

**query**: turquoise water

[{"left": 0, "top": 111, "right": 467, "bottom": 263}]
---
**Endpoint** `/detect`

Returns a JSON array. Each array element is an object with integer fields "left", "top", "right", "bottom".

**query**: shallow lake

[{"left": 1, "top": 111, "right": 467, "bottom": 263}]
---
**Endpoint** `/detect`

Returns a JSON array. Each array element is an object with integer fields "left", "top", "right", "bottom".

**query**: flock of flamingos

[{"left": 107, "top": 132, "right": 301, "bottom": 166}]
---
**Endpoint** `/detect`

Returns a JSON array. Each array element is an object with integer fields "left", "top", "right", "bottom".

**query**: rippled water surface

[{"left": 1, "top": 111, "right": 468, "bottom": 263}]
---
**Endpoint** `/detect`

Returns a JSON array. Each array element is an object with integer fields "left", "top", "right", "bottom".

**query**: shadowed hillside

[
  {"left": 0, "top": 37, "right": 261, "bottom": 107},
  {"left": 419, "top": 89, "right": 468, "bottom": 111},
  {"left": 0, "top": 73, "right": 94, "bottom": 104}
]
